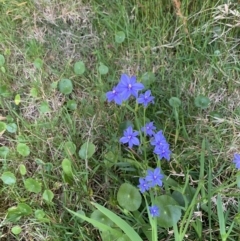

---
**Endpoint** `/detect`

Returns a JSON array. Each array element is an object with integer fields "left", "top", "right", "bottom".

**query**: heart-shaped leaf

[{"left": 117, "top": 183, "right": 142, "bottom": 211}]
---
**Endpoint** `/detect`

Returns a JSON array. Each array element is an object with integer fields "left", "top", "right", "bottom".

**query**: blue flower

[
  {"left": 141, "top": 122, "right": 156, "bottom": 136},
  {"left": 119, "top": 126, "right": 140, "bottom": 148},
  {"left": 154, "top": 144, "right": 171, "bottom": 161},
  {"left": 106, "top": 86, "right": 123, "bottom": 105},
  {"left": 137, "top": 90, "right": 154, "bottom": 107},
  {"left": 151, "top": 131, "right": 171, "bottom": 161},
  {"left": 137, "top": 177, "right": 150, "bottom": 193},
  {"left": 145, "top": 167, "right": 164, "bottom": 187},
  {"left": 233, "top": 153, "right": 240, "bottom": 169},
  {"left": 149, "top": 205, "right": 160, "bottom": 217},
  {"left": 150, "top": 131, "right": 168, "bottom": 147},
  {"left": 117, "top": 74, "right": 144, "bottom": 101}
]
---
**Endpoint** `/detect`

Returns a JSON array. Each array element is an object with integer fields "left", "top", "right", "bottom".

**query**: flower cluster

[
  {"left": 138, "top": 167, "right": 163, "bottom": 218},
  {"left": 106, "top": 74, "right": 154, "bottom": 107},
  {"left": 119, "top": 125, "right": 171, "bottom": 162},
  {"left": 150, "top": 131, "right": 171, "bottom": 161},
  {"left": 138, "top": 167, "right": 164, "bottom": 193}
]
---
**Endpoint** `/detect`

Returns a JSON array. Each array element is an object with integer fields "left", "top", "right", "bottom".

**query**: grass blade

[{"left": 92, "top": 202, "right": 143, "bottom": 241}]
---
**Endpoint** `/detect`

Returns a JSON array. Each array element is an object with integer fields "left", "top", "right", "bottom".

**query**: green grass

[{"left": 0, "top": 0, "right": 240, "bottom": 240}]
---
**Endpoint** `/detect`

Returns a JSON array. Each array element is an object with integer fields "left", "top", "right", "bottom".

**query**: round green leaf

[
  {"left": 17, "top": 203, "right": 32, "bottom": 215},
  {"left": 39, "top": 101, "right": 51, "bottom": 113},
  {"left": 155, "top": 195, "right": 182, "bottom": 228},
  {"left": 11, "top": 225, "right": 22, "bottom": 235},
  {"left": 17, "top": 143, "right": 30, "bottom": 157},
  {"left": 19, "top": 164, "right": 27, "bottom": 176},
  {"left": 74, "top": 61, "right": 85, "bottom": 75},
  {"left": 66, "top": 100, "right": 77, "bottom": 110},
  {"left": 115, "top": 31, "right": 125, "bottom": 43},
  {"left": 33, "top": 58, "right": 43, "bottom": 69},
  {"left": 42, "top": 189, "right": 54, "bottom": 203},
  {"left": 7, "top": 203, "right": 32, "bottom": 222},
  {"left": 14, "top": 94, "right": 21, "bottom": 105},
  {"left": 64, "top": 141, "right": 76, "bottom": 155},
  {"left": 0, "top": 54, "right": 5, "bottom": 66},
  {"left": 61, "top": 158, "right": 73, "bottom": 177},
  {"left": 51, "top": 81, "right": 58, "bottom": 89},
  {"left": 34, "top": 209, "right": 49, "bottom": 222},
  {"left": 1, "top": 171, "right": 16, "bottom": 185},
  {"left": 59, "top": 79, "right": 73, "bottom": 95},
  {"left": 117, "top": 183, "right": 142, "bottom": 211},
  {"left": 141, "top": 72, "right": 155, "bottom": 88},
  {"left": 0, "top": 146, "right": 9, "bottom": 157},
  {"left": 0, "top": 121, "right": 6, "bottom": 133},
  {"left": 24, "top": 178, "right": 42, "bottom": 193},
  {"left": 194, "top": 95, "right": 210, "bottom": 109},
  {"left": 30, "top": 87, "right": 38, "bottom": 97},
  {"left": 6, "top": 123, "right": 17, "bottom": 133},
  {"left": 78, "top": 142, "right": 96, "bottom": 159},
  {"left": 1, "top": 66, "right": 5, "bottom": 73},
  {"left": 98, "top": 63, "right": 109, "bottom": 75},
  {"left": 35, "top": 209, "right": 46, "bottom": 219},
  {"left": 91, "top": 210, "right": 114, "bottom": 227},
  {"left": 169, "top": 97, "right": 181, "bottom": 108}
]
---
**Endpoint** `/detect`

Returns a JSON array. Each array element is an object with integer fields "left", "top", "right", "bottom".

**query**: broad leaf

[
  {"left": 42, "top": 189, "right": 54, "bottom": 203},
  {"left": 17, "top": 143, "right": 30, "bottom": 157},
  {"left": 24, "top": 178, "right": 42, "bottom": 193},
  {"left": 78, "top": 142, "right": 96, "bottom": 159},
  {"left": 117, "top": 183, "right": 142, "bottom": 211},
  {"left": 59, "top": 79, "right": 73, "bottom": 95},
  {"left": 155, "top": 195, "right": 182, "bottom": 228},
  {"left": 74, "top": 61, "right": 85, "bottom": 75},
  {"left": 1, "top": 171, "right": 16, "bottom": 185}
]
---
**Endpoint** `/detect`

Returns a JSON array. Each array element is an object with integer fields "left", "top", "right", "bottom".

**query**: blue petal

[
  {"left": 120, "top": 137, "right": 129, "bottom": 144},
  {"left": 119, "top": 74, "right": 130, "bottom": 86}
]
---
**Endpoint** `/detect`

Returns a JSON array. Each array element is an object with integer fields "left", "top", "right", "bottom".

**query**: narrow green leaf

[
  {"left": 217, "top": 194, "right": 226, "bottom": 236},
  {"left": 92, "top": 202, "right": 143, "bottom": 241},
  {"left": 66, "top": 208, "right": 118, "bottom": 233}
]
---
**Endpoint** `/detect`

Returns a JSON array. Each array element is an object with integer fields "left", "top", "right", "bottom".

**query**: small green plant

[{"left": 58, "top": 79, "right": 73, "bottom": 95}]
